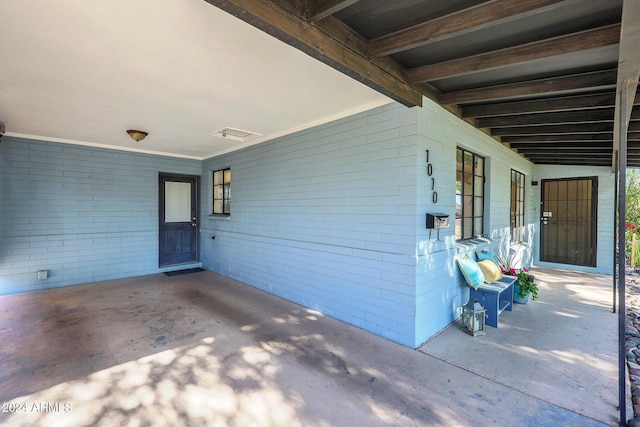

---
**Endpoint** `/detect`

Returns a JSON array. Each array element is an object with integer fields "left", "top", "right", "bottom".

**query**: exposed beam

[
  {"left": 505, "top": 134, "right": 616, "bottom": 143},
  {"left": 527, "top": 156, "right": 611, "bottom": 161},
  {"left": 493, "top": 122, "right": 640, "bottom": 136},
  {"left": 507, "top": 131, "right": 636, "bottom": 140},
  {"left": 492, "top": 123, "right": 615, "bottom": 135},
  {"left": 442, "top": 70, "right": 617, "bottom": 104},
  {"left": 203, "top": 0, "right": 423, "bottom": 107},
  {"left": 512, "top": 143, "right": 613, "bottom": 150},
  {"left": 524, "top": 159, "right": 611, "bottom": 164},
  {"left": 531, "top": 152, "right": 640, "bottom": 166},
  {"left": 408, "top": 24, "right": 621, "bottom": 83},
  {"left": 367, "top": 0, "right": 567, "bottom": 57},
  {"left": 515, "top": 151, "right": 613, "bottom": 156},
  {"left": 307, "top": 12, "right": 442, "bottom": 103},
  {"left": 528, "top": 159, "right": 611, "bottom": 165},
  {"left": 462, "top": 92, "right": 632, "bottom": 118},
  {"left": 527, "top": 153, "right": 611, "bottom": 160},
  {"left": 306, "top": 0, "right": 361, "bottom": 22},
  {"left": 478, "top": 109, "right": 620, "bottom": 127}
]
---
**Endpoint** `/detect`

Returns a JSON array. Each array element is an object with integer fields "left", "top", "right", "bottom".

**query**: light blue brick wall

[
  {"left": 533, "top": 165, "right": 615, "bottom": 274},
  {"left": 414, "top": 98, "right": 536, "bottom": 346},
  {"left": 201, "top": 103, "right": 421, "bottom": 346},
  {"left": 0, "top": 137, "right": 201, "bottom": 293},
  {"left": 1, "top": 103, "right": 614, "bottom": 347},
  {"left": 200, "top": 98, "right": 546, "bottom": 347}
]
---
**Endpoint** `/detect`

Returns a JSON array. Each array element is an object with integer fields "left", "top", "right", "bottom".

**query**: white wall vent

[{"left": 210, "top": 127, "right": 262, "bottom": 142}]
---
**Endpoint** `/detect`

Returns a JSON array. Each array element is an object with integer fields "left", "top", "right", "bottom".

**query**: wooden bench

[{"left": 468, "top": 275, "right": 516, "bottom": 328}]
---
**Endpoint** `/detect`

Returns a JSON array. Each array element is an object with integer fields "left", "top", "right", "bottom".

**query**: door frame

[
  {"left": 540, "top": 176, "right": 598, "bottom": 267},
  {"left": 158, "top": 172, "right": 200, "bottom": 267}
]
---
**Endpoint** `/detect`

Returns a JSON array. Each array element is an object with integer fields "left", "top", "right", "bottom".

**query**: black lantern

[{"left": 461, "top": 298, "right": 486, "bottom": 336}]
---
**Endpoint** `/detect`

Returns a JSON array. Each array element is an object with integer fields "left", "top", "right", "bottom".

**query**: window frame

[
  {"left": 455, "top": 147, "right": 485, "bottom": 241},
  {"left": 212, "top": 168, "right": 231, "bottom": 216},
  {"left": 510, "top": 169, "right": 526, "bottom": 243}
]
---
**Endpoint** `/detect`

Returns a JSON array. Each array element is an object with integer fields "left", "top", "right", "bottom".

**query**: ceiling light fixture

[{"left": 127, "top": 129, "right": 148, "bottom": 142}]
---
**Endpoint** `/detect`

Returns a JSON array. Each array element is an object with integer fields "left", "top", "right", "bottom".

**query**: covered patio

[
  {"left": 2, "top": 1, "right": 640, "bottom": 425},
  {"left": 0, "top": 267, "right": 620, "bottom": 426}
]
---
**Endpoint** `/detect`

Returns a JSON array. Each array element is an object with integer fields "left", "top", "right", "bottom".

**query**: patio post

[
  {"left": 617, "top": 80, "right": 630, "bottom": 427},
  {"left": 614, "top": 165, "right": 618, "bottom": 314}
]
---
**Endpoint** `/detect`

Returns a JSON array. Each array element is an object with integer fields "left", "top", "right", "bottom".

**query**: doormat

[{"left": 164, "top": 267, "right": 206, "bottom": 276}]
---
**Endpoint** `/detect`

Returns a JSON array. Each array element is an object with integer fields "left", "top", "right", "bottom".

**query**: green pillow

[
  {"left": 477, "top": 259, "right": 502, "bottom": 283},
  {"left": 457, "top": 256, "right": 485, "bottom": 290}
]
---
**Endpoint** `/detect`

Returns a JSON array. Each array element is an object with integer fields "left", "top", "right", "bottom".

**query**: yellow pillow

[{"left": 477, "top": 259, "right": 502, "bottom": 283}]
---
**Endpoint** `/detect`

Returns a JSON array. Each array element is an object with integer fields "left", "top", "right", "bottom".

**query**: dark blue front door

[{"left": 159, "top": 173, "right": 199, "bottom": 266}]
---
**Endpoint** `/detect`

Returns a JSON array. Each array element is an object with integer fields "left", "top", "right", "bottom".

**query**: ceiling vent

[{"left": 210, "top": 127, "right": 262, "bottom": 142}]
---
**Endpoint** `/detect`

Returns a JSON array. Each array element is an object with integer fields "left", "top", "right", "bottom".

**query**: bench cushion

[
  {"left": 477, "top": 259, "right": 502, "bottom": 283},
  {"left": 457, "top": 256, "right": 485, "bottom": 290}
]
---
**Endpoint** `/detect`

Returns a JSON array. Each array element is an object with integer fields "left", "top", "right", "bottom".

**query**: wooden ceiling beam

[
  {"left": 510, "top": 133, "right": 638, "bottom": 141},
  {"left": 307, "top": 12, "right": 443, "bottom": 104},
  {"left": 305, "top": 0, "right": 361, "bottom": 22},
  {"left": 492, "top": 123, "right": 613, "bottom": 135},
  {"left": 516, "top": 151, "right": 613, "bottom": 156},
  {"left": 493, "top": 122, "right": 640, "bottom": 135},
  {"left": 526, "top": 156, "right": 614, "bottom": 161},
  {"left": 462, "top": 92, "right": 627, "bottom": 118},
  {"left": 478, "top": 109, "right": 618, "bottom": 127},
  {"left": 527, "top": 158, "right": 612, "bottom": 165},
  {"left": 526, "top": 155, "right": 612, "bottom": 160},
  {"left": 408, "top": 24, "right": 621, "bottom": 83},
  {"left": 481, "top": 108, "right": 639, "bottom": 127},
  {"left": 442, "top": 70, "right": 617, "bottom": 104},
  {"left": 505, "top": 134, "right": 616, "bottom": 143},
  {"left": 525, "top": 158, "right": 610, "bottom": 162},
  {"left": 367, "top": 0, "right": 567, "bottom": 57},
  {"left": 204, "top": 0, "right": 423, "bottom": 107},
  {"left": 512, "top": 143, "right": 613, "bottom": 150}
]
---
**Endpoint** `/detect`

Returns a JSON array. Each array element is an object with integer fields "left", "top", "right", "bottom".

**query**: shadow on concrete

[
  {"left": 0, "top": 269, "right": 615, "bottom": 426},
  {"left": 419, "top": 267, "right": 620, "bottom": 426}
]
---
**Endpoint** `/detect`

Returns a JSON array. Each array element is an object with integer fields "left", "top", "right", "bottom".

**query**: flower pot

[{"left": 513, "top": 283, "right": 531, "bottom": 304}]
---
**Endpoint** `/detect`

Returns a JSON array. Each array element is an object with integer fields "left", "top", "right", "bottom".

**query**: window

[
  {"left": 510, "top": 169, "right": 525, "bottom": 242},
  {"left": 213, "top": 168, "right": 231, "bottom": 215},
  {"left": 455, "top": 148, "right": 484, "bottom": 240}
]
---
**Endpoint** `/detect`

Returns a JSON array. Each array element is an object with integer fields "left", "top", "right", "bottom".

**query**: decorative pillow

[
  {"left": 477, "top": 259, "right": 502, "bottom": 283},
  {"left": 456, "top": 256, "right": 485, "bottom": 290},
  {"left": 476, "top": 250, "right": 499, "bottom": 265}
]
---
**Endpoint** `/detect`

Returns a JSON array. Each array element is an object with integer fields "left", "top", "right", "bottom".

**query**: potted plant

[{"left": 509, "top": 268, "right": 538, "bottom": 304}]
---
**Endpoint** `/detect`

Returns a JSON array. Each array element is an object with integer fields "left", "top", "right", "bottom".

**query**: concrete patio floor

[{"left": 0, "top": 268, "right": 622, "bottom": 426}]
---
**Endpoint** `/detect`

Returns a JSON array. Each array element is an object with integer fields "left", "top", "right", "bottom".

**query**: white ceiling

[{"left": 0, "top": 0, "right": 391, "bottom": 159}]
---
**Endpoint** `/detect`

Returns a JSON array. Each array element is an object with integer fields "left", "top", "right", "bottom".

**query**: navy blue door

[{"left": 159, "top": 173, "right": 199, "bottom": 266}]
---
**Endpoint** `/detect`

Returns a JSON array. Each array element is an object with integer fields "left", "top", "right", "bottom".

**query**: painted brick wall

[
  {"left": 414, "top": 98, "right": 536, "bottom": 345},
  {"left": 533, "top": 165, "right": 614, "bottom": 274},
  {"left": 0, "top": 103, "right": 612, "bottom": 347},
  {"left": 0, "top": 137, "right": 201, "bottom": 294},
  {"left": 200, "top": 98, "right": 540, "bottom": 347},
  {"left": 201, "top": 103, "right": 421, "bottom": 346}
]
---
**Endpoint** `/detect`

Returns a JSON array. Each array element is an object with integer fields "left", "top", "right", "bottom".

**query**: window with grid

[
  {"left": 510, "top": 169, "right": 525, "bottom": 242},
  {"left": 212, "top": 168, "right": 231, "bottom": 215},
  {"left": 455, "top": 148, "right": 484, "bottom": 240}
]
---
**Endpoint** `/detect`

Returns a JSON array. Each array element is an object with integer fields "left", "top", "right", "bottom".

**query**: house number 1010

[{"left": 426, "top": 150, "right": 437, "bottom": 204}]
